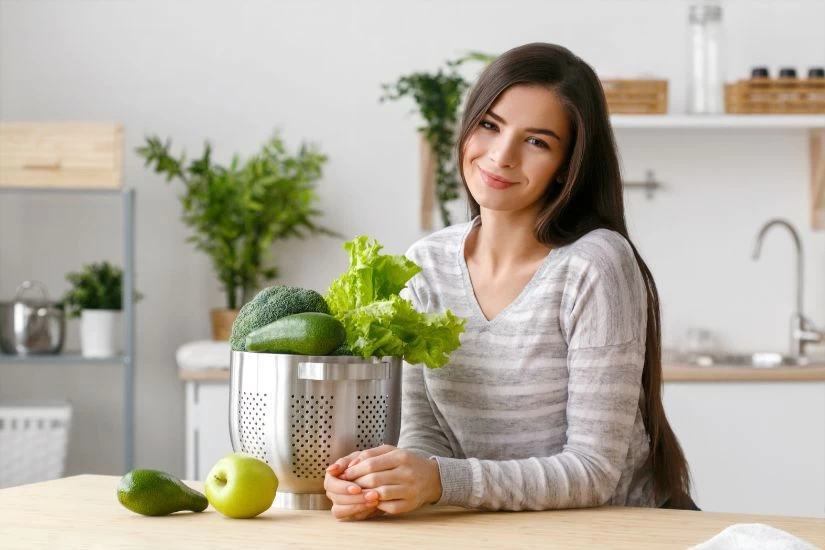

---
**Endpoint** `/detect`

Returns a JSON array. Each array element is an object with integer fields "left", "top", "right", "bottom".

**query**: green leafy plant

[
  {"left": 62, "top": 261, "right": 142, "bottom": 318},
  {"left": 380, "top": 52, "right": 496, "bottom": 227},
  {"left": 137, "top": 131, "right": 336, "bottom": 309}
]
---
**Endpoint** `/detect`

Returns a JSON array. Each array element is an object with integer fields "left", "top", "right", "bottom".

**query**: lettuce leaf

[{"left": 325, "top": 236, "right": 465, "bottom": 369}]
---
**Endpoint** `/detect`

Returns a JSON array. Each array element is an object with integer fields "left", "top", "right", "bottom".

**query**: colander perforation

[
  {"left": 356, "top": 394, "right": 388, "bottom": 450},
  {"left": 290, "top": 394, "right": 333, "bottom": 479},
  {"left": 238, "top": 391, "right": 270, "bottom": 463}
]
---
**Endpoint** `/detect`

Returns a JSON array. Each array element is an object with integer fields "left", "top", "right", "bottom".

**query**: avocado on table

[
  {"left": 117, "top": 469, "right": 208, "bottom": 516},
  {"left": 245, "top": 312, "right": 346, "bottom": 356}
]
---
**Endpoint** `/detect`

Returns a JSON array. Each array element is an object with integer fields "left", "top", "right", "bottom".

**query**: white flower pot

[{"left": 80, "top": 309, "right": 122, "bottom": 358}]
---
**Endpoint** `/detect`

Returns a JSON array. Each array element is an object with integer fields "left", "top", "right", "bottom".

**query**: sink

[{"left": 669, "top": 351, "right": 825, "bottom": 368}]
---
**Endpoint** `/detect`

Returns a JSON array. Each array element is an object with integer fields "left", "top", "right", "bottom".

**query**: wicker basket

[
  {"left": 725, "top": 78, "right": 825, "bottom": 114},
  {"left": 602, "top": 79, "right": 668, "bottom": 114},
  {"left": 0, "top": 400, "right": 72, "bottom": 488}
]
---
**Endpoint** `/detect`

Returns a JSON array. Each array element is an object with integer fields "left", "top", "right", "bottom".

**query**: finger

[
  {"left": 351, "top": 470, "right": 398, "bottom": 489},
  {"left": 324, "top": 472, "right": 363, "bottom": 495},
  {"left": 327, "top": 451, "right": 361, "bottom": 473},
  {"left": 377, "top": 499, "right": 414, "bottom": 515},
  {"left": 331, "top": 501, "right": 379, "bottom": 521},
  {"left": 325, "top": 490, "right": 380, "bottom": 506},
  {"left": 354, "top": 444, "right": 396, "bottom": 462},
  {"left": 367, "top": 484, "right": 407, "bottom": 502},
  {"left": 342, "top": 507, "right": 385, "bottom": 522},
  {"left": 342, "top": 451, "right": 400, "bottom": 480}
]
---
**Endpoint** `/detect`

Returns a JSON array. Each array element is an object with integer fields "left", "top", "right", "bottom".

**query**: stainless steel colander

[{"left": 228, "top": 351, "right": 402, "bottom": 510}]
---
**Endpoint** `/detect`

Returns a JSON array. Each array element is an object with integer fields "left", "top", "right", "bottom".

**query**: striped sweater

[{"left": 398, "top": 217, "right": 658, "bottom": 510}]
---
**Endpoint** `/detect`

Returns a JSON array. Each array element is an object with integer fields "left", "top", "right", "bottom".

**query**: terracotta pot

[{"left": 211, "top": 308, "right": 239, "bottom": 341}]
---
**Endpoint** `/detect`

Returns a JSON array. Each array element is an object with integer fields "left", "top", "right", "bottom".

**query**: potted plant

[
  {"left": 137, "top": 131, "right": 336, "bottom": 340},
  {"left": 62, "top": 261, "right": 141, "bottom": 358},
  {"left": 380, "top": 52, "right": 495, "bottom": 229}
]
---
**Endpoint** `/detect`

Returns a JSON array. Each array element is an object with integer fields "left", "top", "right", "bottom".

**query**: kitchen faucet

[{"left": 752, "top": 218, "right": 823, "bottom": 359}]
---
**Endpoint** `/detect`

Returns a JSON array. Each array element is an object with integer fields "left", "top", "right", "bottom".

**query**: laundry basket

[
  {"left": 229, "top": 351, "right": 402, "bottom": 510},
  {"left": 0, "top": 400, "right": 72, "bottom": 488}
]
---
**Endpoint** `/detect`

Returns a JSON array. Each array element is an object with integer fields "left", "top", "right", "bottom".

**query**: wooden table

[{"left": 1, "top": 476, "right": 823, "bottom": 549}]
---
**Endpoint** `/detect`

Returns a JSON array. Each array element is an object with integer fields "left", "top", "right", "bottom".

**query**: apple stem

[{"left": 212, "top": 473, "right": 227, "bottom": 487}]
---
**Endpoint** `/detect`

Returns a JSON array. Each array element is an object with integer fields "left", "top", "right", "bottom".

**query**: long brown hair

[{"left": 457, "top": 42, "right": 692, "bottom": 508}]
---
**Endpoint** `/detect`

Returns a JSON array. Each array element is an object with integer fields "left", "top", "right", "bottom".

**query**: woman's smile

[{"left": 478, "top": 166, "right": 517, "bottom": 189}]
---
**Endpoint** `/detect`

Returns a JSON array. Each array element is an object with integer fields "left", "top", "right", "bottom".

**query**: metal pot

[{"left": 0, "top": 281, "right": 66, "bottom": 355}]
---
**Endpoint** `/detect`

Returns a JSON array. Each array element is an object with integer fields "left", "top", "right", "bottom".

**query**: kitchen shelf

[
  {"left": 0, "top": 184, "right": 136, "bottom": 473},
  {"left": 610, "top": 114, "right": 825, "bottom": 129},
  {"left": 0, "top": 353, "right": 128, "bottom": 366}
]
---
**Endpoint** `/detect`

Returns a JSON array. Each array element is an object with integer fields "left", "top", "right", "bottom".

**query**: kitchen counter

[
  {"left": 663, "top": 363, "right": 825, "bottom": 382},
  {"left": 179, "top": 364, "right": 825, "bottom": 382},
  {"left": 1, "top": 475, "right": 823, "bottom": 549}
]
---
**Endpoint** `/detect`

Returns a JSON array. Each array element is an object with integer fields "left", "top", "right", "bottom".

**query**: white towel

[
  {"left": 175, "top": 340, "right": 231, "bottom": 370},
  {"left": 691, "top": 523, "right": 821, "bottom": 550}
]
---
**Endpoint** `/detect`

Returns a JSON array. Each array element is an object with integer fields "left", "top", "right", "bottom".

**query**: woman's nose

[{"left": 488, "top": 137, "right": 519, "bottom": 168}]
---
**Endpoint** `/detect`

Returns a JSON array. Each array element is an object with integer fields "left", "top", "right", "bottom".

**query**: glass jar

[
  {"left": 777, "top": 67, "right": 799, "bottom": 109},
  {"left": 808, "top": 67, "right": 825, "bottom": 106},
  {"left": 687, "top": 2, "right": 724, "bottom": 114}
]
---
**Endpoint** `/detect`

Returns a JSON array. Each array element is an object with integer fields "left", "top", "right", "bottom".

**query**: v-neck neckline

[{"left": 457, "top": 216, "right": 556, "bottom": 326}]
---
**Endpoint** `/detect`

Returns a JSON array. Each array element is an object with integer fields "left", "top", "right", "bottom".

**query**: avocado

[
  {"left": 245, "top": 312, "right": 346, "bottom": 356},
  {"left": 117, "top": 469, "right": 208, "bottom": 516}
]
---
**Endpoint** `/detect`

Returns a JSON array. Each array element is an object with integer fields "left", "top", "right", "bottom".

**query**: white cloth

[
  {"left": 175, "top": 340, "right": 231, "bottom": 370},
  {"left": 690, "top": 523, "right": 821, "bottom": 550}
]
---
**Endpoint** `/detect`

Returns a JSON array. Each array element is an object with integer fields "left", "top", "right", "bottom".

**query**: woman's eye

[
  {"left": 479, "top": 120, "right": 497, "bottom": 131},
  {"left": 527, "top": 136, "right": 549, "bottom": 149}
]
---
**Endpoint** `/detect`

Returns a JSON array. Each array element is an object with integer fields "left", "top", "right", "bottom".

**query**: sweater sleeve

[
  {"left": 432, "top": 236, "right": 648, "bottom": 510},
  {"left": 396, "top": 273, "right": 455, "bottom": 460}
]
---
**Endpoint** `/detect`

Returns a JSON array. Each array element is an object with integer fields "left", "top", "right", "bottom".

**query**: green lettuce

[{"left": 325, "top": 236, "right": 465, "bottom": 369}]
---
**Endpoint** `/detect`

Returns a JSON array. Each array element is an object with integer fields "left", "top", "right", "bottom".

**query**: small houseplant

[
  {"left": 380, "top": 52, "right": 495, "bottom": 229},
  {"left": 62, "top": 261, "right": 141, "bottom": 358},
  {"left": 137, "top": 131, "right": 335, "bottom": 340}
]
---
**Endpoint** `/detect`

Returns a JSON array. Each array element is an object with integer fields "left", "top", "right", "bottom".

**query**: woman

[{"left": 324, "top": 42, "right": 695, "bottom": 520}]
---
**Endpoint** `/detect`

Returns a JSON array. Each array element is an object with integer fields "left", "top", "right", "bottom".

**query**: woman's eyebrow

[{"left": 487, "top": 110, "right": 562, "bottom": 142}]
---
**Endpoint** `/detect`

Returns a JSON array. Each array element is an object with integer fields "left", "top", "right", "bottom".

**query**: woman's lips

[{"left": 479, "top": 167, "right": 516, "bottom": 189}]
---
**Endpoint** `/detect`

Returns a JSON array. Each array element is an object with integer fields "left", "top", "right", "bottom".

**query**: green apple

[{"left": 205, "top": 453, "right": 278, "bottom": 519}]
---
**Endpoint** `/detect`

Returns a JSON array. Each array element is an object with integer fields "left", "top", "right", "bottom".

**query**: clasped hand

[{"left": 323, "top": 444, "right": 442, "bottom": 521}]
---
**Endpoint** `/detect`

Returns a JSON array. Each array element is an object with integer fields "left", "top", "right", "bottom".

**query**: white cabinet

[
  {"left": 185, "top": 381, "right": 232, "bottom": 480},
  {"left": 663, "top": 381, "right": 825, "bottom": 518}
]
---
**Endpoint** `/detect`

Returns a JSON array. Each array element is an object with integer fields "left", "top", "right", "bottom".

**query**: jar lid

[
  {"left": 751, "top": 67, "right": 770, "bottom": 79},
  {"left": 778, "top": 67, "right": 797, "bottom": 78},
  {"left": 809, "top": 67, "right": 825, "bottom": 78}
]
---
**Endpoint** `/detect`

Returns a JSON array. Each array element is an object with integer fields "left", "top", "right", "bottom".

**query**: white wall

[{"left": 0, "top": 0, "right": 823, "bottom": 478}]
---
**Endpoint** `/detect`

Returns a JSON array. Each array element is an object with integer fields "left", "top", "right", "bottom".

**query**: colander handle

[{"left": 298, "top": 361, "right": 390, "bottom": 381}]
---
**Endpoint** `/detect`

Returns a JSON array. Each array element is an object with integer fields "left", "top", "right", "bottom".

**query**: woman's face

[{"left": 462, "top": 84, "right": 571, "bottom": 215}]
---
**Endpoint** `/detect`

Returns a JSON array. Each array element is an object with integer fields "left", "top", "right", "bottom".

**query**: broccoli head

[{"left": 230, "top": 286, "right": 330, "bottom": 351}]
